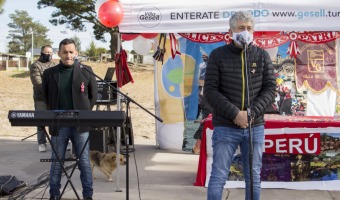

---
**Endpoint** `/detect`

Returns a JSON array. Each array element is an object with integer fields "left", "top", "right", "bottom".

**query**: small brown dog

[{"left": 89, "top": 150, "right": 126, "bottom": 182}]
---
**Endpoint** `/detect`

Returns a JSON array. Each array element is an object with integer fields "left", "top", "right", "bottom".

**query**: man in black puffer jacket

[{"left": 205, "top": 11, "right": 276, "bottom": 200}]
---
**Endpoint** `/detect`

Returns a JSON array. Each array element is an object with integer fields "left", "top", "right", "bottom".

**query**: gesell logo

[{"left": 138, "top": 6, "right": 161, "bottom": 28}]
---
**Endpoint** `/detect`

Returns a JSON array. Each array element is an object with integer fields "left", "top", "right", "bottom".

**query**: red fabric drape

[{"left": 115, "top": 49, "right": 134, "bottom": 87}]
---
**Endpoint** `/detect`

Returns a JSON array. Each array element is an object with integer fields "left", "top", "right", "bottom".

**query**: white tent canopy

[{"left": 119, "top": 0, "right": 340, "bottom": 33}]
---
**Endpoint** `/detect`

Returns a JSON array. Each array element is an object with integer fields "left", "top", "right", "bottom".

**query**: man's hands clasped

[{"left": 233, "top": 111, "right": 253, "bottom": 129}]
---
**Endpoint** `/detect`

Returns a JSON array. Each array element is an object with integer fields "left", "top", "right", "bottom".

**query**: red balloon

[
  {"left": 141, "top": 33, "right": 158, "bottom": 39},
  {"left": 122, "top": 33, "right": 139, "bottom": 41},
  {"left": 98, "top": 1, "right": 124, "bottom": 28}
]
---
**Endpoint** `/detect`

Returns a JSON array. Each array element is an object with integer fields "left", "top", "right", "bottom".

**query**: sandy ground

[{"left": 0, "top": 62, "right": 156, "bottom": 141}]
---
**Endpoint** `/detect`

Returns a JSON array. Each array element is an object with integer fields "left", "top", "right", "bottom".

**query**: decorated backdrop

[
  {"left": 153, "top": 32, "right": 339, "bottom": 149},
  {"left": 116, "top": 0, "right": 340, "bottom": 191}
]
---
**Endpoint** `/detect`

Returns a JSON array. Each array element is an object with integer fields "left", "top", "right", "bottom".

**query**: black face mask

[{"left": 40, "top": 53, "right": 52, "bottom": 62}]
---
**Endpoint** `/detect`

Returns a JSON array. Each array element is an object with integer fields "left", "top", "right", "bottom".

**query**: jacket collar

[
  {"left": 229, "top": 40, "right": 254, "bottom": 54},
  {"left": 57, "top": 61, "right": 81, "bottom": 82},
  {"left": 51, "top": 61, "right": 81, "bottom": 84}
]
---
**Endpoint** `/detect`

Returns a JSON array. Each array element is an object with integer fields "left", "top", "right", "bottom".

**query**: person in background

[
  {"left": 204, "top": 11, "right": 276, "bottom": 200},
  {"left": 29, "top": 45, "right": 56, "bottom": 152},
  {"left": 199, "top": 54, "right": 209, "bottom": 82},
  {"left": 42, "top": 38, "right": 98, "bottom": 200},
  {"left": 192, "top": 54, "right": 212, "bottom": 154}
]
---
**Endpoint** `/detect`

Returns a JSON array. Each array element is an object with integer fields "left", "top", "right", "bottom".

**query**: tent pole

[{"left": 115, "top": 33, "right": 123, "bottom": 193}]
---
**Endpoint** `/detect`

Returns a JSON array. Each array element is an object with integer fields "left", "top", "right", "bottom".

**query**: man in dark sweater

[
  {"left": 204, "top": 11, "right": 276, "bottom": 200},
  {"left": 42, "top": 39, "right": 98, "bottom": 200}
]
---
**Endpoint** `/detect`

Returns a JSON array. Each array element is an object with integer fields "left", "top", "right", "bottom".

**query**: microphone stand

[
  {"left": 243, "top": 43, "right": 254, "bottom": 200},
  {"left": 79, "top": 62, "right": 163, "bottom": 200}
]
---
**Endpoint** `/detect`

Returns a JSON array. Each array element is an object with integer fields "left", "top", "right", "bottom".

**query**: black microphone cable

[{"left": 8, "top": 163, "right": 76, "bottom": 200}]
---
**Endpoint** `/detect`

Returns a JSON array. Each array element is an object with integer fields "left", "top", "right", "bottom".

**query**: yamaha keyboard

[{"left": 8, "top": 110, "right": 125, "bottom": 127}]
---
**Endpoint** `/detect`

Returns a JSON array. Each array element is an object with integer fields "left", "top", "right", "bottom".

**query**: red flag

[{"left": 115, "top": 49, "right": 134, "bottom": 87}]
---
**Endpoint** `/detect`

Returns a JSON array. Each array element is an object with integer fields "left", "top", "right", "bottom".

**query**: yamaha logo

[
  {"left": 11, "top": 112, "right": 35, "bottom": 118},
  {"left": 138, "top": 6, "right": 161, "bottom": 28},
  {"left": 10, "top": 112, "right": 17, "bottom": 118}
]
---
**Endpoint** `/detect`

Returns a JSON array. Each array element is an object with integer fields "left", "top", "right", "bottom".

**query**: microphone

[
  {"left": 73, "top": 56, "right": 78, "bottom": 63},
  {"left": 74, "top": 56, "right": 84, "bottom": 69},
  {"left": 236, "top": 34, "right": 247, "bottom": 47}
]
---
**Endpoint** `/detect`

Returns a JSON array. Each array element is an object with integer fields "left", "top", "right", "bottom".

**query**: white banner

[{"left": 119, "top": 0, "right": 340, "bottom": 33}]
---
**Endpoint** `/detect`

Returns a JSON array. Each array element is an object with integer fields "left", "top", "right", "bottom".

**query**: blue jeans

[
  {"left": 49, "top": 127, "right": 93, "bottom": 198},
  {"left": 207, "top": 125, "right": 264, "bottom": 200}
]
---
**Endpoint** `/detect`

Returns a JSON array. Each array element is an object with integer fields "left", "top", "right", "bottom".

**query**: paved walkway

[{"left": 0, "top": 137, "right": 339, "bottom": 200}]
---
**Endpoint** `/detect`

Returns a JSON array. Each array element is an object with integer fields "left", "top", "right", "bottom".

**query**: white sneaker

[
  {"left": 38, "top": 144, "right": 46, "bottom": 152},
  {"left": 66, "top": 142, "right": 71, "bottom": 151}
]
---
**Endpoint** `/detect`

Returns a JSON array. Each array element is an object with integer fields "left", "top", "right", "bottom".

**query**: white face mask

[{"left": 232, "top": 30, "right": 253, "bottom": 47}]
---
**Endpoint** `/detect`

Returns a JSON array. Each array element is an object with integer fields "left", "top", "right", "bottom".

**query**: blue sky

[{"left": 0, "top": 0, "right": 132, "bottom": 53}]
